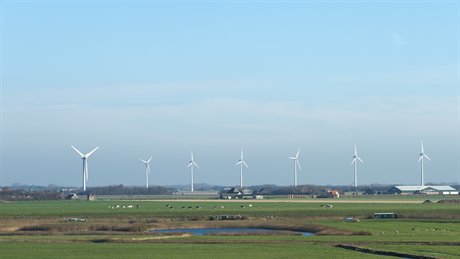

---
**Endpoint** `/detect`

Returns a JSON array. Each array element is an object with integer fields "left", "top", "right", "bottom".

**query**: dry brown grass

[{"left": 1, "top": 215, "right": 365, "bottom": 237}]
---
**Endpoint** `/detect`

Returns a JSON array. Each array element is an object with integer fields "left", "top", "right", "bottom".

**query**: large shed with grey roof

[{"left": 389, "top": 185, "right": 458, "bottom": 195}]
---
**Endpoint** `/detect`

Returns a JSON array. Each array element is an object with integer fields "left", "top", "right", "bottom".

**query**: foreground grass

[
  {"left": 0, "top": 241, "right": 384, "bottom": 259},
  {"left": 2, "top": 234, "right": 459, "bottom": 259}
]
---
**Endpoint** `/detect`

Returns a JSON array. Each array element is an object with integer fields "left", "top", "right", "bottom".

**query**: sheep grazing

[{"left": 248, "top": 204, "right": 253, "bottom": 208}]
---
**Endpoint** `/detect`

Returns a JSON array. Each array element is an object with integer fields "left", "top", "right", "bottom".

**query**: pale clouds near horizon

[{"left": 3, "top": 90, "right": 457, "bottom": 186}]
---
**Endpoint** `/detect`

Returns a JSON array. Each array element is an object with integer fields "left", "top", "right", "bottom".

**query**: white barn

[{"left": 389, "top": 185, "right": 458, "bottom": 195}]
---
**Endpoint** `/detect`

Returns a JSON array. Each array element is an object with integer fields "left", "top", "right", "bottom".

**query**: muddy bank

[{"left": 336, "top": 244, "right": 436, "bottom": 259}]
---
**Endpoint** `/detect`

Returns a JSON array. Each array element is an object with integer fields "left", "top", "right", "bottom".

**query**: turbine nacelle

[
  {"left": 187, "top": 151, "right": 199, "bottom": 168},
  {"left": 140, "top": 157, "right": 153, "bottom": 165},
  {"left": 235, "top": 160, "right": 248, "bottom": 168},
  {"left": 351, "top": 145, "right": 364, "bottom": 165},
  {"left": 418, "top": 141, "right": 431, "bottom": 162},
  {"left": 140, "top": 157, "right": 152, "bottom": 176},
  {"left": 71, "top": 145, "right": 99, "bottom": 191}
]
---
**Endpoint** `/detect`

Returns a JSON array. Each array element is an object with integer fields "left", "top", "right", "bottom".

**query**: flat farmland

[
  {"left": 1, "top": 197, "right": 459, "bottom": 258},
  {"left": 1, "top": 198, "right": 459, "bottom": 218}
]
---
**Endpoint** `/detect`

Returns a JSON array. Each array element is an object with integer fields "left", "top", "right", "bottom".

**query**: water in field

[{"left": 149, "top": 228, "right": 314, "bottom": 236}]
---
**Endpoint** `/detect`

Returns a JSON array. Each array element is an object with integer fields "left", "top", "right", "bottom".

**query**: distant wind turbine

[
  {"left": 289, "top": 148, "right": 301, "bottom": 187},
  {"left": 235, "top": 148, "right": 248, "bottom": 189},
  {"left": 140, "top": 157, "right": 152, "bottom": 188},
  {"left": 418, "top": 141, "right": 431, "bottom": 187},
  {"left": 350, "top": 145, "right": 364, "bottom": 191},
  {"left": 187, "top": 151, "right": 199, "bottom": 192},
  {"left": 71, "top": 145, "right": 99, "bottom": 192}
]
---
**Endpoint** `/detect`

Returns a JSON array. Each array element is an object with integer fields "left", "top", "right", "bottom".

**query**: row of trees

[
  {"left": 0, "top": 189, "right": 61, "bottom": 200},
  {"left": 87, "top": 185, "right": 174, "bottom": 195}
]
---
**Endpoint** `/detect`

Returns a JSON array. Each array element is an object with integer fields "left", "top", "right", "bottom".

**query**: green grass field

[
  {"left": 1, "top": 199, "right": 459, "bottom": 218},
  {"left": 1, "top": 197, "right": 459, "bottom": 258}
]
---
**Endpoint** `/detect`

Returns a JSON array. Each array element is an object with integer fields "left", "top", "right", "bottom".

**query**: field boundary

[{"left": 335, "top": 244, "right": 437, "bottom": 258}]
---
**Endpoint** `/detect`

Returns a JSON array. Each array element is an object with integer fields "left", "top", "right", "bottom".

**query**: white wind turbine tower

[
  {"left": 235, "top": 148, "right": 248, "bottom": 189},
  {"left": 187, "top": 151, "right": 199, "bottom": 192},
  {"left": 140, "top": 157, "right": 152, "bottom": 188},
  {"left": 418, "top": 141, "right": 431, "bottom": 187},
  {"left": 350, "top": 144, "right": 364, "bottom": 191},
  {"left": 289, "top": 148, "right": 301, "bottom": 187},
  {"left": 71, "top": 146, "right": 99, "bottom": 192}
]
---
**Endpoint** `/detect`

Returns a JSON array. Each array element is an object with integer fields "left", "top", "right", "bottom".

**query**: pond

[{"left": 149, "top": 228, "right": 314, "bottom": 236}]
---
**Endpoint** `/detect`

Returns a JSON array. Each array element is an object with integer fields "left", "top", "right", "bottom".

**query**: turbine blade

[
  {"left": 243, "top": 161, "right": 248, "bottom": 168},
  {"left": 235, "top": 161, "right": 242, "bottom": 166},
  {"left": 86, "top": 146, "right": 99, "bottom": 157},
  {"left": 295, "top": 148, "right": 300, "bottom": 159},
  {"left": 354, "top": 144, "right": 357, "bottom": 156},
  {"left": 296, "top": 160, "right": 301, "bottom": 170},
  {"left": 71, "top": 145, "right": 84, "bottom": 158},
  {"left": 191, "top": 151, "right": 194, "bottom": 160},
  {"left": 187, "top": 162, "right": 193, "bottom": 168},
  {"left": 148, "top": 157, "right": 152, "bottom": 163},
  {"left": 421, "top": 141, "right": 424, "bottom": 153},
  {"left": 424, "top": 154, "right": 431, "bottom": 161},
  {"left": 357, "top": 156, "right": 364, "bottom": 163},
  {"left": 418, "top": 156, "right": 423, "bottom": 162},
  {"left": 193, "top": 161, "right": 199, "bottom": 168},
  {"left": 351, "top": 158, "right": 356, "bottom": 165},
  {"left": 140, "top": 159, "right": 147, "bottom": 164},
  {"left": 288, "top": 157, "right": 296, "bottom": 160}
]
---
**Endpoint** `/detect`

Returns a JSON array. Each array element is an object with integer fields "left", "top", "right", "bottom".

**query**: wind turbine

[
  {"left": 187, "top": 151, "right": 199, "bottom": 192},
  {"left": 71, "top": 145, "right": 99, "bottom": 192},
  {"left": 289, "top": 148, "right": 301, "bottom": 187},
  {"left": 350, "top": 144, "right": 364, "bottom": 192},
  {"left": 418, "top": 141, "right": 431, "bottom": 187},
  {"left": 140, "top": 157, "right": 152, "bottom": 188},
  {"left": 235, "top": 148, "right": 248, "bottom": 189}
]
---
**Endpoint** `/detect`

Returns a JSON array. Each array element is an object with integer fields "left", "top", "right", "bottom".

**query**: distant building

[
  {"left": 328, "top": 190, "right": 340, "bottom": 198},
  {"left": 389, "top": 186, "right": 458, "bottom": 195},
  {"left": 344, "top": 191, "right": 363, "bottom": 196},
  {"left": 374, "top": 212, "right": 398, "bottom": 219},
  {"left": 65, "top": 193, "right": 79, "bottom": 200}
]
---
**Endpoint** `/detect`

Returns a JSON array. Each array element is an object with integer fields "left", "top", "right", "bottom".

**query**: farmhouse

[{"left": 389, "top": 185, "right": 458, "bottom": 195}]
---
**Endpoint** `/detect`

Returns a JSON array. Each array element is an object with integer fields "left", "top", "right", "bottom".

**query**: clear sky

[{"left": 1, "top": 0, "right": 459, "bottom": 188}]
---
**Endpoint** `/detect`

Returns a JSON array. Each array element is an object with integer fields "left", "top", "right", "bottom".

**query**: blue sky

[{"left": 1, "top": 0, "right": 459, "bottom": 188}]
